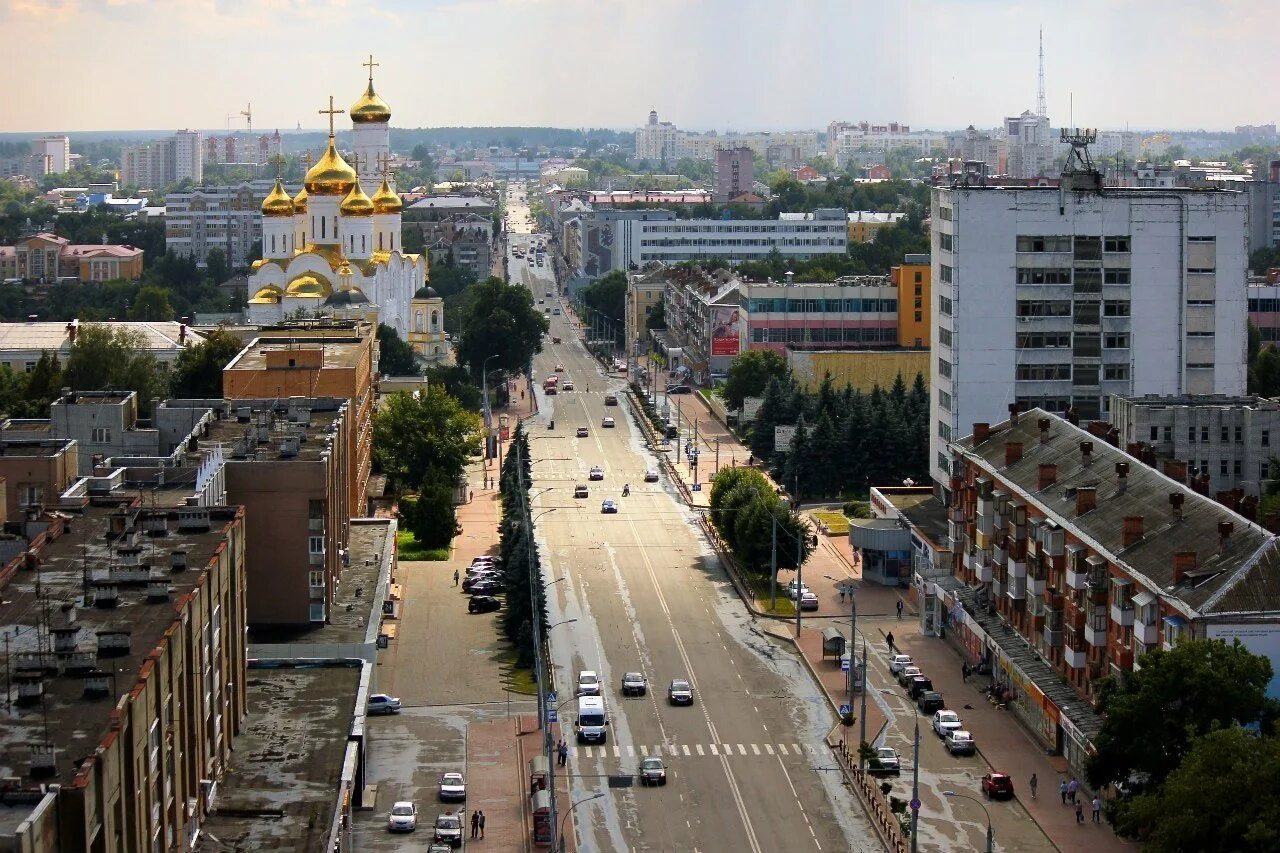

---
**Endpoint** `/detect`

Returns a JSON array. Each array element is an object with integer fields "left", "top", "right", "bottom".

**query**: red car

[{"left": 981, "top": 773, "right": 1015, "bottom": 800}]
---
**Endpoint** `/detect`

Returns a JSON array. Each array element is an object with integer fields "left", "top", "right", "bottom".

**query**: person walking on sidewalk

[
  {"left": 1075, "top": 800, "right": 1085, "bottom": 824},
  {"left": 453, "top": 569, "right": 459, "bottom": 587},
  {"left": 470, "top": 810, "right": 479, "bottom": 838},
  {"left": 1059, "top": 778, "right": 1069, "bottom": 804},
  {"left": 1068, "top": 776, "right": 1079, "bottom": 805},
  {"left": 1091, "top": 796, "right": 1102, "bottom": 823},
  {"left": 896, "top": 600, "right": 904, "bottom": 619},
  {"left": 1029, "top": 773, "right": 1038, "bottom": 800},
  {"left": 885, "top": 631, "right": 895, "bottom": 653},
  {"left": 558, "top": 740, "right": 568, "bottom": 766},
  {"left": 478, "top": 810, "right": 486, "bottom": 839}
]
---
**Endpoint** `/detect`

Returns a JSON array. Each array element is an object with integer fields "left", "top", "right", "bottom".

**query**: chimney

[
  {"left": 1107, "top": 427, "right": 1121, "bottom": 447},
  {"left": 972, "top": 422, "right": 990, "bottom": 445},
  {"left": 1122, "top": 515, "right": 1144, "bottom": 547},
  {"left": 1037, "top": 417, "right": 1051, "bottom": 444},
  {"left": 1005, "top": 441, "right": 1024, "bottom": 465},
  {"left": 1080, "top": 440, "right": 1094, "bottom": 466},
  {"left": 1008, "top": 402, "right": 1021, "bottom": 425},
  {"left": 1173, "top": 551, "right": 1197, "bottom": 585},
  {"left": 66, "top": 320, "right": 76, "bottom": 344},
  {"left": 1076, "top": 486, "right": 1097, "bottom": 516},
  {"left": 1126, "top": 442, "right": 1144, "bottom": 457},
  {"left": 1163, "top": 459, "right": 1187, "bottom": 483},
  {"left": 1218, "top": 521, "right": 1234, "bottom": 552},
  {"left": 1115, "top": 461, "right": 1130, "bottom": 491},
  {"left": 1169, "top": 491, "right": 1185, "bottom": 520},
  {"left": 1038, "top": 463, "right": 1058, "bottom": 490}
]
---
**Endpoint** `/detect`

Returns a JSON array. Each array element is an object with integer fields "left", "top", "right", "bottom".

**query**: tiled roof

[{"left": 953, "top": 408, "right": 1280, "bottom": 616}]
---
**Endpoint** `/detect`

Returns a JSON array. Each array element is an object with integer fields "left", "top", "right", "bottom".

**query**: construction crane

[
  {"left": 225, "top": 113, "right": 235, "bottom": 131},
  {"left": 241, "top": 103, "right": 253, "bottom": 136}
]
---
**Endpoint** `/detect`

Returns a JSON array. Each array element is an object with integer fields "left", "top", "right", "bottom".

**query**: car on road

[
  {"left": 665, "top": 384, "right": 691, "bottom": 395},
  {"left": 545, "top": 290, "right": 553, "bottom": 297},
  {"left": 932, "top": 710, "right": 963, "bottom": 737},
  {"left": 981, "top": 772, "right": 1015, "bottom": 800},
  {"left": 468, "top": 595, "right": 501, "bottom": 614},
  {"left": 438, "top": 773, "right": 466, "bottom": 801},
  {"left": 601, "top": 499, "right": 618, "bottom": 514},
  {"left": 577, "top": 671, "right": 602, "bottom": 696},
  {"left": 602, "top": 416, "right": 616, "bottom": 428},
  {"left": 621, "top": 672, "right": 648, "bottom": 696},
  {"left": 367, "top": 693, "right": 402, "bottom": 715},
  {"left": 551, "top": 336, "right": 562, "bottom": 344},
  {"left": 588, "top": 466, "right": 605, "bottom": 481},
  {"left": 574, "top": 484, "right": 590, "bottom": 498},
  {"left": 576, "top": 426, "right": 589, "bottom": 437},
  {"left": 644, "top": 468, "right": 659, "bottom": 482},
  {"left": 668, "top": 678, "right": 694, "bottom": 705},
  {"left": 562, "top": 380, "right": 574, "bottom": 391},
  {"left": 916, "top": 691, "right": 945, "bottom": 714},
  {"left": 465, "top": 579, "right": 501, "bottom": 595},
  {"left": 433, "top": 812, "right": 464, "bottom": 846},
  {"left": 553, "top": 308, "right": 561, "bottom": 315},
  {"left": 907, "top": 676, "right": 934, "bottom": 700},
  {"left": 945, "top": 730, "right": 976, "bottom": 756},
  {"left": 896, "top": 666, "right": 922, "bottom": 687},
  {"left": 799, "top": 591, "right": 820, "bottom": 611},
  {"left": 604, "top": 393, "right": 618, "bottom": 406},
  {"left": 785, "top": 582, "right": 811, "bottom": 601},
  {"left": 538, "top": 299, "right": 545, "bottom": 305},
  {"left": 871, "top": 746, "right": 901, "bottom": 775},
  {"left": 555, "top": 364, "right": 564, "bottom": 372},
  {"left": 387, "top": 801, "right": 418, "bottom": 832},
  {"left": 640, "top": 756, "right": 668, "bottom": 786},
  {"left": 888, "top": 654, "right": 914, "bottom": 675}
]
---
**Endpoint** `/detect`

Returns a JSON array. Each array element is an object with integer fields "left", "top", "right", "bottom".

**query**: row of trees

[
  {"left": 747, "top": 367, "right": 930, "bottom": 500},
  {"left": 497, "top": 425, "right": 547, "bottom": 667},
  {"left": 1086, "top": 638, "right": 1279, "bottom": 850},
  {"left": 708, "top": 466, "right": 811, "bottom": 575}
]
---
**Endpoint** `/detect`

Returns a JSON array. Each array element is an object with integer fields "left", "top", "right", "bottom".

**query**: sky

[{"left": 0, "top": 0, "right": 1274, "bottom": 134}]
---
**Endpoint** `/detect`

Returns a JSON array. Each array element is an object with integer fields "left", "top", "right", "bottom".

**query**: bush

[
  {"left": 844, "top": 500, "right": 872, "bottom": 519},
  {"left": 400, "top": 483, "right": 458, "bottom": 549}
]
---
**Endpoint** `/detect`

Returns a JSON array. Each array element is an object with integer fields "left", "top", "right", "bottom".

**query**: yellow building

[
  {"left": 786, "top": 348, "right": 930, "bottom": 393},
  {"left": 847, "top": 211, "right": 905, "bottom": 243},
  {"left": 890, "top": 254, "right": 931, "bottom": 348},
  {"left": 407, "top": 285, "right": 451, "bottom": 367}
]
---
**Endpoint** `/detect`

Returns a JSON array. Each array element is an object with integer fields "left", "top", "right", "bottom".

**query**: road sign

[
  {"left": 839, "top": 704, "right": 852, "bottom": 716},
  {"left": 547, "top": 691, "right": 557, "bottom": 704},
  {"left": 841, "top": 657, "right": 850, "bottom": 672},
  {"left": 547, "top": 709, "right": 558, "bottom": 723},
  {"left": 910, "top": 798, "right": 921, "bottom": 811}
]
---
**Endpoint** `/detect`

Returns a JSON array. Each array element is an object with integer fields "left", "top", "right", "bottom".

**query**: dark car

[
  {"left": 462, "top": 576, "right": 500, "bottom": 593},
  {"left": 664, "top": 425, "right": 678, "bottom": 439},
  {"left": 468, "top": 595, "right": 501, "bottom": 614},
  {"left": 467, "top": 580, "right": 501, "bottom": 596},
  {"left": 907, "top": 676, "right": 934, "bottom": 700},
  {"left": 916, "top": 691, "right": 945, "bottom": 714},
  {"left": 621, "top": 672, "right": 648, "bottom": 696},
  {"left": 665, "top": 384, "right": 691, "bottom": 395},
  {"left": 981, "top": 772, "right": 1015, "bottom": 800}
]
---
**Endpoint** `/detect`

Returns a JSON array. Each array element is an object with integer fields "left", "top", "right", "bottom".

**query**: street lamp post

[
  {"left": 557, "top": 793, "right": 604, "bottom": 852},
  {"left": 943, "top": 791, "right": 993, "bottom": 853},
  {"left": 482, "top": 352, "right": 499, "bottom": 441},
  {"left": 881, "top": 688, "right": 922, "bottom": 851}
]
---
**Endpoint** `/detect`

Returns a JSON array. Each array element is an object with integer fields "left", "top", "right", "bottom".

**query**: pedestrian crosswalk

[{"left": 568, "top": 742, "right": 819, "bottom": 760}]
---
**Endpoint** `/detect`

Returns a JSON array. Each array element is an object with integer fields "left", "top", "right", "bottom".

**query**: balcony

[
  {"left": 1043, "top": 625, "right": 1064, "bottom": 648},
  {"left": 1006, "top": 575, "right": 1026, "bottom": 600},
  {"left": 308, "top": 517, "right": 324, "bottom": 532},
  {"left": 1135, "top": 620, "right": 1159, "bottom": 645},
  {"left": 1028, "top": 572, "right": 1047, "bottom": 597},
  {"left": 1110, "top": 602, "right": 1135, "bottom": 627},
  {"left": 1065, "top": 563, "right": 1089, "bottom": 590},
  {"left": 1084, "top": 620, "right": 1108, "bottom": 647},
  {"left": 1063, "top": 645, "right": 1087, "bottom": 669},
  {"left": 1009, "top": 558, "right": 1027, "bottom": 579},
  {"left": 975, "top": 559, "right": 993, "bottom": 583},
  {"left": 1088, "top": 581, "right": 1109, "bottom": 606},
  {"left": 309, "top": 552, "right": 325, "bottom": 566},
  {"left": 1068, "top": 607, "right": 1086, "bottom": 630}
]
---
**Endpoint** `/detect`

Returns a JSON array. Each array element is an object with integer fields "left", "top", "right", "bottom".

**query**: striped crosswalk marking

[
  {"left": 776, "top": 744, "right": 789, "bottom": 755},
  {"left": 568, "top": 741, "right": 822, "bottom": 759},
  {"left": 764, "top": 744, "right": 774, "bottom": 755},
  {"left": 751, "top": 744, "right": 761, "bottom": 755},
  {"left": 626, "top": 745, "right": 635, "bottom": 757},
  {"left": 695, "top": 744, "right": 704, "bottom": 756},
  {"left": 639, "top": 745, "right": 649, "bottom": 756},
  {"left": 737, "top": 744, "right": 747, "bottom": 755},
  {"left": 681, "top": 744, "right": 691, "bottom": 756},
  {"left": 612, "top": 745, "right": 620, "bottom": 758},
  {"left": 709, "top": 744, "right": 719, "bottom": 756}
]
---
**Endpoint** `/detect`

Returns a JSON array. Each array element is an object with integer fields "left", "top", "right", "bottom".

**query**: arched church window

[
  {"left": 431, "top": 310, "right": 439, "bottom": 330},
  {"left": 415, "top": 311, "right": 423, "bottom": 333}
]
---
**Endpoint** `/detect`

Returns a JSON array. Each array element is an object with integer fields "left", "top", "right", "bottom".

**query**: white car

[
  {"left": 945, "top": 730, "right": 977, "bottom": 756},
  {"left": 602, "top": 416, "right": 616, "bottom": 428},
  {"left": 785, "top": 581, "right": 811, "bottom": 601},
  {"left": 932, "top": 710, "right": 963, "bottom": 737},
  {"left": 438, "top": 772, "right": 466, "bottom": 801},
  {"left": 798, "top": 591, "right": 820, "bottom": 611},
  {"left": 874, "top": 746, "right": 901, "bottom": 774},
  {"left": 888, "top": 654, "right": 914, "bottom": 675},
  {"left": 643, "top": 468, "right": 659, "bottom": 482},
  {"left": 387, "top": 801, "right": 417, "bottom": 832},
  {"left": 588, "top": 466, "right": 605, "bottom": 481},
  {"left": 577, "top": 670, "right": 601, "bottom": 696},
  {"left": 368, "top": 693, "right": 402, "bottom": 715},
  {"left": 434, "top": 813, "right": 463, "bottom": 846},
  {"left": 601, "top": 499, "right": 619, "bottom": 514},
  {"left": 896, "top": 665, "right": 923, "bottom": 687}
]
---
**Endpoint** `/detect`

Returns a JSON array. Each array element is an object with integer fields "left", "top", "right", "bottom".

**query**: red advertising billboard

[{"left": 710, "top": 306, "right": 742, "bottom": 356}]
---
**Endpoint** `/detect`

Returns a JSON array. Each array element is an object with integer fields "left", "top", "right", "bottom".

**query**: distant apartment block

[
  {"left": 29, "top": 135, "right": 70, "bottom": 175},
  {"left": 121, "top": 130, "right": 204, "bottom": 188},
  {"left": 165, "top": 180, "right": 301, "bottom": 268},
  {"left": 635, "top": 110, "right": 818, "bottom": 163},
  {"left": 0, "top": 233, "right": 144, "bottom": 284},
  {"left": 1247, "top": 268, "right": 1280, "bottom": 342},
  {"left": 713, "top": 147, "right": 754, "bottom": 203},
  {"left": 847, "top": 211, "right": 905, "bottom": 243},
  {"left": 203, "top": 130, "right": 282, "bottom": 166},
  {"left": 827, "top": 120, "right": 946, "bottom": 165},
  {"left": 1003, "top": 111, "right": 1056, "bottom": 179},
  {"left": 0, "top": 321, "right": 199, "bottom": 375}
]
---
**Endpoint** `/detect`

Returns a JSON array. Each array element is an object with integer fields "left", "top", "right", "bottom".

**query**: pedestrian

[
  {"left": 839, "top": 586, "right": 846, "bottom": 603},
  {"left": 896, "top": 600, "right": 904, "bottom": 619},
  {"left": 1029, "top": 773, "right": 1038, "bottom": 800},
  {"left": 1075, "top": 800, "right": 1084, "bottom": 824},
  {"left": 1091, "top": 796, "right": 1101, "bottom": 823},
  {"left": 453, "top": 569, "right": 459, "bottom": 587},
  {"left": 470, "top": 810, "right": 479, "bottom": 838},
  {"left": 961, "top": 662, "right": 969, "bottom": 682},
  {"left": 469, "top": 489, "right": 474, "bottom": 503},
  {"left": 885, "top": 631, "right": 895, "bottom": 653},
  {"left": 478, "top": 810, "right": 486, "bottom": 838},
  {"left": 1059, "top": 778, "right": 1068, "bottom": 804},
  {"left": 558, "top": 740, "right": 568, "bottom": 766},
  {"left": 1068, "top": 776, "right": 1079, "bottom": 805}
]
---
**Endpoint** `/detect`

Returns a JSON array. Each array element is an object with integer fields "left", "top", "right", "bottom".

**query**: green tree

[
  {"left": 580, "top": 270, "right": 627, "bottom": 341},
  {"left": 456, "top": 277, "right": 548, "bottom": 378},
  {"left": 169, "top": 328, "right": 246, "bottom": 398},
  {"left": 400, "top": 482, "right": 458, "bottom": 549},
  {"left": 748, "top": 374, "right": 797, "bottom": 462},
  {"left": 372, "top": 387, "right": 482, "bottom": 494},
  {"left": 64, "top": 324, "right": 169, "bottom": 414},
  {"left": 128, "top": 285, "right": 175, "bottom": 321},
  {"left": 645, "top": 299, "right": 666, "bottom": 330},
  {"left": 424, "top": 364, "right": 483, "bottom": 411},
  {"left": 377, "top": 323, "right": 419, "bottom": 376},
  {"left": 722, "top": 350, "right": 788, "bottom": 410},
  {"left": 1087, "top": 638, "right": 1277, "bottom": 805},
  {"left": 205, "top": 248, "right": 230, "bottom": 284}
]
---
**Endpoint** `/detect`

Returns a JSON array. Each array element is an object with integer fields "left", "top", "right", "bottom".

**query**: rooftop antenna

[{"left": 1036, "top": 28, "right": 1048, "bottom": 119}]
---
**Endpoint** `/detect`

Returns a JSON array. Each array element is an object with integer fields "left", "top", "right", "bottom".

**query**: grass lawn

[
  {"left": 396, "top": 529, "right": 451, "bottom": 561},
  {"left": 495, "top": 649, "right": 539, "bottom": 695},
  {"left": 744, "top": 572, "right": 797, "bottom": 617},
  {"left": 812, "top": 510, "right": 850, "bottom": 535}
]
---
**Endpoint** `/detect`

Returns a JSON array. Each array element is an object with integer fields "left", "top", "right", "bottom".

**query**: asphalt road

[{"left": 504, "top": 219, "right": 880, "bottom": 852}]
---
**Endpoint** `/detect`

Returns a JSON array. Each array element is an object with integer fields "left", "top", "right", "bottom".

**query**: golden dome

[
  {"left": 349, "top": 81, "right": 391, "bottom": 124},
  {"left": 304, "top": 137, "right": 358, "bottom": 196},
  {"left": 285, "top": 272, "right": 333, "bottom": 298},
  {"left": 261, "top": 179, "right": 294, "bottom": 217},
  {"left": 371, "top": 177, "right": 403, "bottom": 214},
  {"left": 248, "top": 284, "right": 282, "bottom": 304},
  {"left": 340, "top": 181, "right": 374, "bottom": 217},
  {"left": 292, "top": 185, "right": 308, "bottom": 213}
]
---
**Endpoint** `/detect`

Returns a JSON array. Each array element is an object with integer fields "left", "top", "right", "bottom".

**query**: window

[
  {"left": 1220, "top": 459, "right": 1229, "bottom": 476},
  {"left": 1015, "top": 299, "right": 1071, "bottom": 317},
  {"left": 1201, "top": 426, "right": 1210, "bottom": 442},
  {"left": 310, "top": 603, "right": 325, "bottom": 622},
  {"left": 309, "top": 570, "right": 325, "bottom": 588},
  {"left": 91, "top": 427, "right": 111, "bottom": 443},
  {"left": 1188, "top": 235, "right": 1216, "bottom": 243},
  {"left": 1016, "top": 235, "right": 1072, "bottom": 252},
  {"left": 1073, "top": 268, "right": 1102, "bottom": 293},
  {"left": 1235, "top": 425, "right": 1243, "bottom": 444},
  {"left": 1103, "top": 364, "right": 1129, "bottom": 381},
  {"left": 939, "top": 264, "right": 953, "bottom": 283},
  {"left": 937, "top": 420, "right": 952, "bottom": 441},
  {"left": 938, "top": 389, "right": 952, "bottom": 412},
  {"left": 937, "top": 357, "right": 952, "bottom": 379},
  {"left": 1104, "top": 236, "right": 1131, "bottom": 253},
  {"left": 1103, "top": 300, "right": 1130, "bottom": 317},
  {"left": 1263, "top": 430, "right": 1270, "bottom": 448},
  {"left": 939, "top": 233, "right": 953, "bottom": 252},
  {"left": 1104, "top": 333, "right": 1130, "bottom": 349},
  {"left": 18, "top": 483, "right": 43, "bottom": 507},
  {"left": 1149, "top": 426, "right": 1159, "bottom": 442},
  {"left": 938, "top": 206, "right": 952, "bottom": 221},
  {"left": 1015, "top": 364, "right": 1071, "bottom": 381},
  {"left": 1017, "top": 332, "right": 1071, "bottom": 349},
  {"left": 1016, "top": 268, "right": 1072, "bottom": 284},
  {"left": 23, "top": 361, "right": 36, "bottom": 372},
  {"left": 1104, "top": 269, "right": 1131, "bottom": 284},
  {"left": 1163, "top": 426, "right": 1172, "bottom": 443},
  {"left": 1234, "top": 459, "right": 1242, "bottom": 477},
  {"left": 1264, "top": 463, "right": 1270, "bottom": 481},
  {"left": 308, "top": 536, "right": 324, "bottom": 555},
  {"left": 914, "top": 310, "right": 922, "bottom": 322},
  {"left": 1074, "top": 366, "right": 1099, "bottom": 385},
  {"left": 914, "top": 272, "right": 923, "bottom": 284},
  {"left": 1188, "top": 426, "right": 1197, "bottom": 443},
  {"left": 1074, "top": 333, "right": 1101, "bottom": 357},
  {"left": 939, "top": 296, "right": 953, "bottom": 316},
  {"left": 938, "top": 327, "right": 952, "bottom": 347},
  {"left": 1074, "top": 236, "right": 1102, "bottom": 260},
  {"left": 1221, "top": 425, "right": 1230, "bottom": 443},
  {"left": 1074, "top": 302, "right": 1100, "bottom": 324},
  {"left": 1188, "top": 267, "right": 1216, "bottom": 274}
]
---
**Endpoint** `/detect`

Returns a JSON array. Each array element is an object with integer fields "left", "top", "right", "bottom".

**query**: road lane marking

[
  {"left": 776, "top": 744, "right": 789, "bottom": 755},
  {"left": 737, "top": 744, "right": 747, "bottom": 755},
  {"left": 764, "top": 744, "right": 774, "bottom": 755},
  {"left": 613, "top": 745, "right": 620, "bottom": 758},
  {"left": 627, "top": 745, "right": 635, "bottom": 757},
  {"left": 696, "top": 744, "right": 704, "bottom": 755},
  {"left": 751, "top": 744, "right": 760, "bottom": 755},
  {"left": 709, "top": 744, "right": 718, "bottom": 756},
  {"left": 682, "top": 745, "right": 691, "bottom": 756}
]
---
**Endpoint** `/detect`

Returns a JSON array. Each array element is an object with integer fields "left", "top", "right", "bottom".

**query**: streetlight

[
  {"left": 482, "top": 353, "right": 500, "bottom": 431},
  {"left": 547, "top": 618, "right": 577, "bottom": 631},
  {"left": 556, "top": 792, "right": 604, "bottom": 852},
  {"left": 881, "top": 688, "right": 922, "bottom": 853},
  {"left": 942, "top": 791, "right": 993, "bottom": 853}
]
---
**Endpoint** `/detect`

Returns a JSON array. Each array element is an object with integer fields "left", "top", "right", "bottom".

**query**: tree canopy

[
  {"left": 372, "top": 386, "right": 482, "bottom": 493},
  {"left": 64, "top": 324, "right": 169, "bottom": 414},
  {"left": 708, "top": 465, "right": 811, "bottom": 573},
  {"left": 377, "top": 323, "right": 420, "bottom": 377},
  {"left": 456, "top": 277, "right": 548, "bottom": 378},
  {"left": 722, "top": 350, "right": 788, "bottom": 409},
  {"left": 169, "top": 328, "right": 245, "bottom": 398},
  {"left": 580, "top": 270, "right": 627, "bottom": 340}
]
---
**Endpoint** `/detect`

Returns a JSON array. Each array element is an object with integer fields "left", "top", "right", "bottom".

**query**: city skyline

[{"left": 0, "top": 0, "right": 1274, "bottom": 134}]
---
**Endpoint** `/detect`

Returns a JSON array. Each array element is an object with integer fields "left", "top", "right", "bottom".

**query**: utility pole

[
  {"left": 859, "top": 642, "right": 868, "bottom": 765},
  {"left": 770, "top": 515, "right": 778, "bottom": 611},
  {"left": 911, "top": 714, "right": 921, "bottom": 853},
  {"left": 714, "top": 438, "right": 720, "bottom": 475},
  {"left": 795, "top": 525, "right": 804, "bottom": 636},
  {"left": 675, "top": 402, "right": 682, "bottom": 460}
]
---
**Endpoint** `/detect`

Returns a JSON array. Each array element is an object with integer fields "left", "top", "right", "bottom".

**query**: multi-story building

[
  {"left": 1109, "top": 393, "right": 1280, "bottom": 499},
  {"left": 1003, "top": 111, "right": 1057, "bottom": 179},
  {"left": 1245, "top": 160, "right": 1280, "bottom": 256},
  {"left": 934, "top": 407, "right": 1280, "bottom": 781},
  {"left": 635, "top": 110, "right": 818, "bottom": 163},
  {"left": 407, "top": 285, "right": 450, "bottom": 367},
  {"left": 625, "top": 267, "right": 668, "bottom": 358},
  {"left": 847, "top": 211, "right": 905, "bottom": 243},
  {"left": 713, "top": 147, "right": 754, "bottom": 203},
  {"left": 1092, "top": 130, "right": 1141, "bottom": 163},
  {"left": 0, "top": 320, "right": 199, "bottom": 375},
  {"left": 29, "top": 135, "right": 70, "bottom": 175},
  {"left": 827, "top": 120, "right": 946, "bottom": 165},
  {"left": 402, "top": 194, "right": 496, "bottom": 279},
  {"left": 0, "top": 488, "right": 247, "bottom": 852},
  {"left": 165, "top": 180, "right": 300, "bottom": 269},
  {"left": 958, "top": 126, "right": 1006, "bottom": 174},
  {"left": 636, "top": 110, "right": 683, "bottom": 162},
  {"left": 890, "top": 253, "right": 931, "bottom": 348},
  {"left": 0, "top": 436, "right": 78, "bottom": 518},
  {"left": 742, "top": 276, "right": 902, "bottom": 354},
  {"left": 0, "top": 233, "right": 144, "bottom": 284},
  {"left": 1247, "top": 268, "right": 1280, "bottom": 342},
  {"left": 120, "top": 130, "right": 203, "bottom": 188},
  {"left": 929, "top": 174, "right": 1250, "bottom": 484},
  {"left": 202, "top": 130, "right": 281, "bottom": 167},
  {"left": 659, "top": 267, "right": 740, "bottom": 380}
]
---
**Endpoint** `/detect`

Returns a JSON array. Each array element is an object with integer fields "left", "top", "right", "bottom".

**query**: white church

[{"left": 247, "top": 58, "right": 442, "bottom": 358}]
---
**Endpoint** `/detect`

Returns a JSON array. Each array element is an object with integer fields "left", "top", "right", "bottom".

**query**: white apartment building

[
  {"left": 1093, "top": 131, "right": 1141, "bottom": 162},
  {"left": 121, "top": 130, "right": 203, "bottom": 188},
  {"left": 929, "top": 179, "right": 1250, "bottom": 484},
  {"left": 827, "top": 121, "right": 946, "bottom": 164},
  {"left": 166, "top": 180, "right": 299, "bottom": 269},
  {"left": 634, "top": 110, "right": 819, "bottom": 163},
  {"left": 1003, "top": 111, "right": 1057, "bottom": 179},
  {"left": 30, "top": 136, "right": 70, "bottom": 175},
  {"left": 606, "top": 208, "right": 847, "bottom": 270}
]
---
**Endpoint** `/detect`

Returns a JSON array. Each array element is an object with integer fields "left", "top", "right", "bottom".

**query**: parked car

[
  {"left": 896, "top": 666, "right": 923, "bottom": 687},
  {"left": 908, "top": 676, "right": 934, "bottom": 700},
  {"left": 916, "top": 691, "right": 945, "bottom": 714},
  {"left": 785, "top": 580, "right": 811, "bottom": 600},
  {"left": 981, "top": 773, "right": 1015, "bottom": 800},
  {"left": 602, "top": 416, "right": 616, "bottom": 428},
  {"left": 945, "top": 730, "right": 977, "bottom": 756},
  {"left": 438, "top": 773, "right": 466, "bottom": 801},
  {"left": 574, "top": 484, "right": 590, "bottom": 498},
  {"left": 576, "top": 426, "right": 589, "bottom": 437},
  {"left": 644, "top": 469, "right": 659, "bottom": 482},
  {"left": 588, "top": 466, "right": 605, "bottom": 481},
  {"left": 888, "top": 654, "right": 914, "bottom": 675},
  {"left": 621, "top": 672, "right": 648, "bottom": 696},
  {"left": 468, "top": 595, "right": 501, "bottom": 614},
  {"left": 577, "top": 671, "right": 602, "bottom": 696},
  {"left": 798, "top": 591, "right": 820, "bottom": 611},
  {"left": 871, "top": 746, "right": 901, "bottom": 775},
  {"left": 932, "top": 710, "right": 963, "bottom": 737},
  {"left": 668, "top": 678, "right": 694, "bottom": 705},
  {"left": 368, "top": 693, "right": 402, "bottom": 715},
  {"left": 640, "top": 756, "right": 668, "bottom": 786},
  {"left": 433, "top": 812, "right": 464, "bottom": 846},
  {"left": 465, "top": 565, "right": 500, "bottom": 577},
  {"left": 665, "top": 384, "right": 691, "bottom": 395},
  {"left": 466, "top": 580, "right": 501, "bottom": 595},
  {"left": 387, "top": 801, "right": 418, "bottom": 832},
  {"left": 551, "top": 336, "right": 562, "bottom": 344},
  {"left": 664, "top": 425, "right": 678, "bottom": 439},
  {"left": 601, "top": 499, "right": 618, "bottom": 514}
]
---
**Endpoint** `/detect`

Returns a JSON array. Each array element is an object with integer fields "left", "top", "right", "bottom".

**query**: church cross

[
  {"left": 363, "top": 54, "right": 379, "bottom": 84},
  {"left": 318, "top": 96, "right": 344, "bottom": 136}
]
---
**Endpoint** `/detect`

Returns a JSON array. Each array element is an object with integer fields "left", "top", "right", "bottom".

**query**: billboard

[
  {"left": 710, "top": 306, "right": 742, "bottom": 357},
  {"left": 774, "top": 424, "right": 797, "bottom": 449},
  {"left": 1206, "top": 622, "right": 1280, "bottom": 699}
]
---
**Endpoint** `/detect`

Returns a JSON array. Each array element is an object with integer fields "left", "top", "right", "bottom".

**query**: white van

[{"left": 575, "top": 696, "right": 608, "bottom": 744}]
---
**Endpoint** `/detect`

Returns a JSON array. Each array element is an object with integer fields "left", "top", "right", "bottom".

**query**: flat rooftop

[
  {"left": 0, "top": 439, "right": 73, "bottom": 458},
  {"left": 205, "top": 404, "right": 344, "bottom": 463},
  {"left": 0, "top": 502, "right": 243, "bottom": 801},
  {"left": 225, "top": 338, "right": 366, "bottom": 373},
  {"left": 195, "top": 663, "right": 359, "bottom": 853},
  {"left": 1113, "top": 393, "right": 1280, "bottom": 410}
]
